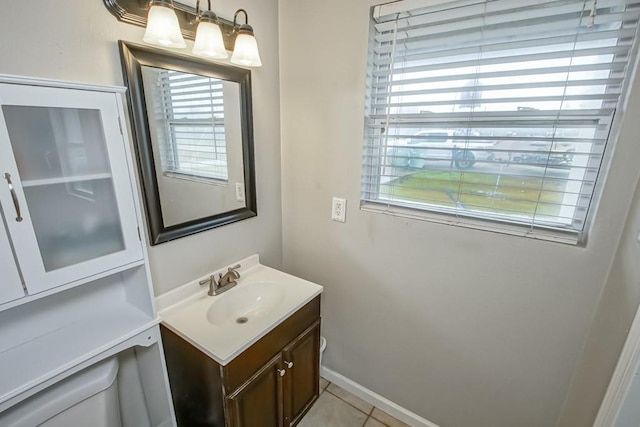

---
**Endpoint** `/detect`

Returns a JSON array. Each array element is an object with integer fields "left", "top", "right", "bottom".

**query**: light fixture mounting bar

[{"left": 103, "top": 0, "right": 235, "bottom": 51}]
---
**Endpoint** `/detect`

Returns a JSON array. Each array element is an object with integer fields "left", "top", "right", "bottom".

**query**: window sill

[
  {"left": 163, "top": 171, "right": 228, "bottom": 186},
  {"left": 360, "top": 201, "right": 583, "bottom": 246}
]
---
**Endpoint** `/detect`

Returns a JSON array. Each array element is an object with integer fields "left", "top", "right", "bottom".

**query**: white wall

[
  {"left": 0, "top": 0, "right": 283, "bottom": 295},
  {"left": 278, "top": 1, "right": 640, "bottom": 426}
]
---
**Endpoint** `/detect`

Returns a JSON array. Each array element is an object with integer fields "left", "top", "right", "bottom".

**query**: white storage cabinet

[
  {"left": 0, "top": 78, "right": 143, "bottom": 301},
  {"left": 0, "top": 75, "right": 176, "bottom": 427}
]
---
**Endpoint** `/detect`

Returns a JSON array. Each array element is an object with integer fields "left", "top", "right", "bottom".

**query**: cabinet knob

[
  {"left": 284, "top": 360, "right": 294, "bottom": 369},
  {"left": 278, "top": 368, "right": 286, "bottom": 377}
]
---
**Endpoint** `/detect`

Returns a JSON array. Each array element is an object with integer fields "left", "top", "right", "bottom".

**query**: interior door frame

[{"left": 594, "top": 304, "right": 640, "bottom": 425}]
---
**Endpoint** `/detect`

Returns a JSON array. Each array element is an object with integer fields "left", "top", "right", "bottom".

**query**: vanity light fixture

[
  {"left": 192, "top": 0, "right": 228, "bottom": 59},
  {"left": 230, "top": 9, "right": 262, "bottom": 68},
  {"left": 104, "top": 0, "right": 262, "bottom": 67},
  {"left": 143, "top": 0, "right": 186, "bottom": 48}
]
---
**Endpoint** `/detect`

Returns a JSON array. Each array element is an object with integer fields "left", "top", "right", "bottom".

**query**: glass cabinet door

[
  {"left": 0, "top": 83, "right": 143, "bottom": 294},
  {"left": 0, "top": 213, "right": 24, "bottom": 305}
]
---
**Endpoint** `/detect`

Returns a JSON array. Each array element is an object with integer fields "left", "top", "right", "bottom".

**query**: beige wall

[
  {"left": 279, "top": 1, "right": 640, "bottom": 426},
  {"left": 0, "top": 0, "right": 283, "bottom": 295}
]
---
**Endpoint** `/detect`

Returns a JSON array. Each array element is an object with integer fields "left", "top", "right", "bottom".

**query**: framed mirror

[{"left": 119, "top": 41, "right": 256, "bottom": 245}]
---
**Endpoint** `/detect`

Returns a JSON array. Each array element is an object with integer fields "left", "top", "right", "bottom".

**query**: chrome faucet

[
  {"left": 199, "top": 264, "right": 241, "bottom": 296},
  {"left": 219, "top": 264, "right": 241, "bottom": 287}
]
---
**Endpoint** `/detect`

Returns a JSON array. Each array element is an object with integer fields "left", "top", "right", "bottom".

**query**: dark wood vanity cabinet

[
  {"left": 282, "top": 322, "right": 321, "bottom": 426},
  {"left": 225, "top": 353, "right": 284, "bottom": 427},
  {"left": 161, "top": 296, "right": 321, "bottom": 427}
]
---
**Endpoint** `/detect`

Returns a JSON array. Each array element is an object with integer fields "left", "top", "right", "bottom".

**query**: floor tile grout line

[
  {"left": 325, "top": 388, "right": 374, "bottom": 417},
  {"left": 324, "top": 381, "right": 375, "bottom": 414},
  {"left": 322, "top": 380, "right": 399, "bottom": 426},
  {"left": 364, "top": 413, "right": 393, "bottom": 427}
]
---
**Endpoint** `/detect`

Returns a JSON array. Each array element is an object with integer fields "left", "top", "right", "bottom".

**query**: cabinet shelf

[
  {"left": 0, "top": 302, "right": 156, "bottom": 410},
  {"left": 20, "top": 173, "right": 112, "bottom": 188}
]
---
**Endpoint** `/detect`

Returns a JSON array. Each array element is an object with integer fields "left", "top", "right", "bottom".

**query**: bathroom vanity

[{"left": 156, "top": 256, "right": 323, "bottom": 427}]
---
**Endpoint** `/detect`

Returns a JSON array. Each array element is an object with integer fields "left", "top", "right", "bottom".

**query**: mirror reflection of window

[
  {"left": 139, "top": 65, "right": 246, "bottom": 228},
  {"left": 149, "top": 69, "right": 229, "bottom": 183}
]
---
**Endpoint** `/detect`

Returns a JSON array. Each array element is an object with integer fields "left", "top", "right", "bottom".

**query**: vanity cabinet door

[
  {"left": 0, "top": 83, "right": 143, "bottom": 295},
  {"left": 0, "top": 218, "right": 24, "bottom": 305},
  {"left": 282, "top": 321, "right": 321, "bottom": 426},
  {"left": 226, "top": 353, "right": 285, "bottom": 427}
]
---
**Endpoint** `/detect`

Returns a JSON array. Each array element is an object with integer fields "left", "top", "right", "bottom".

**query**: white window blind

[
  {"left": 362, "top": 0, "right": 640, "bottom": 242},
  {"left": 157, "top": 70, "right": 228, "bottom": 181}
]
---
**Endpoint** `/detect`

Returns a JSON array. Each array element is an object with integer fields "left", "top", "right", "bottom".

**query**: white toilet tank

[{"left": 0, "top": 357, "right": 121, "bottom": 427}]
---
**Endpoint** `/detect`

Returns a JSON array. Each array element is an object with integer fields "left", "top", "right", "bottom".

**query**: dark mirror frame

[{"left": 119, "top": 41, "right": 257, "bottom": 245}]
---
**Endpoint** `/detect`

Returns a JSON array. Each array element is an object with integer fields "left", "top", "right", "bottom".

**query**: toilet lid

[{"left": 0, "top": 357, "right": 119, "bottom": 427}]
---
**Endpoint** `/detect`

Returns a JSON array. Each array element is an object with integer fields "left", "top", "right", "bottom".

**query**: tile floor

[{"left": 299, "top": 377, "right": 411, "bottom": 427}]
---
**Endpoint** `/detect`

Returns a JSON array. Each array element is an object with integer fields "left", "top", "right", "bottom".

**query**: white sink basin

[{"left": 206, "top": 281, "right": 285, "bottom": 326}]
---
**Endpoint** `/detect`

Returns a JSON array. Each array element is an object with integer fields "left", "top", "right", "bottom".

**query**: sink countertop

[{"left": 156, "top": 254, "right": 323, "bottom": 366}]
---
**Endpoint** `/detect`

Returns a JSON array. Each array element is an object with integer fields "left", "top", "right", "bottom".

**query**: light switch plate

[{"left": 236, "top": 183, "right": 245, "bottom": 202}]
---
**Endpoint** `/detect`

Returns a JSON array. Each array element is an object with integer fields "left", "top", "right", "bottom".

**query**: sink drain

[{"left": 236, "top": 316, "right": 248, "bottom": 324}]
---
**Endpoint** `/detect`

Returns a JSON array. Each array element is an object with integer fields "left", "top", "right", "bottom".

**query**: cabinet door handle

[
  {"left": 278, "top": 368, "right": 286, "bottom": 377},
  {"left": 284, "top": 360, "right": 294, "bottom": 369},
  {"left": 4, "top": 173, "right": 23, "bottom": 222}
]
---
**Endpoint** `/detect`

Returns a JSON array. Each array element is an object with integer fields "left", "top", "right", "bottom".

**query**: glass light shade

[
  {"left": 143, "top": 4, "right": 186, "bottom": 48},
  {"left": 193, "top": 21, "right": 228, "bottom": 59},
  {"left": 230, "top": 33, "right": 262, "bottom": 67}
]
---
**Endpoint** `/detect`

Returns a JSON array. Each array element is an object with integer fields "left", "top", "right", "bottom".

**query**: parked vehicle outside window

[{"left": 386, "top": 130, "right": 494, "bottom": 170}]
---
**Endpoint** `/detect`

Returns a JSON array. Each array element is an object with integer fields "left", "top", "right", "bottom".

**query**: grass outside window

[{"left": 381, "top": 170, "right": 566, "bottom": 219}]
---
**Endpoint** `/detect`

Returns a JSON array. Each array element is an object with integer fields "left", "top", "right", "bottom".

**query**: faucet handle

[
  {"left": 199, "top": 274, "right": 220, "bottom": 288},
  {"left": 228, "top": 264, "right": 241, "bottom": 278},
  {"left": 199, "top": 275, "right": 214, "bottom": 286}
]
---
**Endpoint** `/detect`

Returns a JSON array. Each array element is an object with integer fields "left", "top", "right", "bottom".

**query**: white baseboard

[{"left": 320, "top": 366, "right": 439, "bottom": 427}]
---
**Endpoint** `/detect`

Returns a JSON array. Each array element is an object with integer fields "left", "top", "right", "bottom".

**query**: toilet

[
  {"left": 0, "top": 358, "right": 121, "bottom": 427},
  {"left": 320, "top": 336, "right": 327, "bottom": 367}
]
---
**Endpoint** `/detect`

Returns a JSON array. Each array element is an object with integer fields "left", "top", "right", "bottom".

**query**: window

[
  {"left": 361, "top": 0, "right": 640, "bottom": 243},
  {"left": 152, "top": 69, "right": 229, "bottom": 182}
]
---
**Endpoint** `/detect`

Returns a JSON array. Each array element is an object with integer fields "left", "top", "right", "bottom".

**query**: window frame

[
  {"left": 156, "top": 70, "right": 230, "bottom": 183},
  {"left": 360, "top": 0, "right": 640, "bottom": 245}
]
